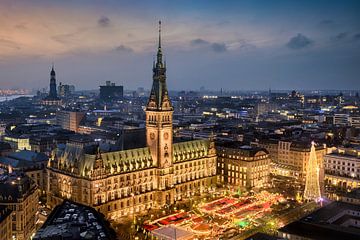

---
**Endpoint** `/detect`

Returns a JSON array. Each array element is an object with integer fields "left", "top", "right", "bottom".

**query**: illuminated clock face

[
  {"left": 150, "top": 133, "right": 155, "bottom": 140},
  {"left": 164, "top": 132, "right": 169, "bottom": 140}
]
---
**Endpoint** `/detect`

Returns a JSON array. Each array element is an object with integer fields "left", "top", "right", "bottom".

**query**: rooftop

[
  {"left": 0, "top": 171, "right": 37, "bottom": 203},
  {"left": 0, "top": 150, "right": 48, "bottom": 169},
  {"left": 216, "top": 141, "right": 269, "bottom": 157},
  {"left": 33, "top": 200, "right": 116, "bottom": 240},
  {"left": 343, "top": 188, "right": 360, "bottom": 200},
  {"left": 151, "top": 225, "right": 194, "bottom": 240},
  {"left": 279, "top": 201, "right": 360, "bottom": 240},
  {"left": 245, "top": 232, "right": 284, "bottom": 240}
]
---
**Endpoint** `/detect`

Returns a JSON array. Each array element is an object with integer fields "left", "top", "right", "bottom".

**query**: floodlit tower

[
  {"left": 304, "top": 141, "right": 321, "bottom": 201},
  {"left": 145, "top": 21, "right": 174, "bottom": 206}
]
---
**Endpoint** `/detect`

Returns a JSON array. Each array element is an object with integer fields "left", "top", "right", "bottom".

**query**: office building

[
  {"left": 56, "top": 110, "right": 86, "bottom": 132},
  {"left": 100, "top": 81, "right": 124, "bottom": 101}
]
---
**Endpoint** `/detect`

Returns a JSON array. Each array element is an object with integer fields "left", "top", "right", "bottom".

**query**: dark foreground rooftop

[
  {"left": 33, "top": 200, "right": 116, "bottom": 240},
  {"left": 279, "top": 201, "right": 360, "bottom": 240},
  {"left": 245, "top": 232, "right": 284, "bottom": 240}
]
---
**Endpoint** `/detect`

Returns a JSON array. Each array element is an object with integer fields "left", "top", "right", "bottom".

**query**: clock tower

[{"left": 146, "top": 21, "right": 174, "bottom": 206}]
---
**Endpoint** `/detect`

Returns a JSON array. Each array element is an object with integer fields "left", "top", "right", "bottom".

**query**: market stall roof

[{"left": 151, "top": 225, "right": 194, "bottom": 240}]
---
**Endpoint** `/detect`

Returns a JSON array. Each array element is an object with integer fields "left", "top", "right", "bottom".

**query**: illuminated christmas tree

[{"left": 304, "top": 141, "right": 322, "bottom": 201}]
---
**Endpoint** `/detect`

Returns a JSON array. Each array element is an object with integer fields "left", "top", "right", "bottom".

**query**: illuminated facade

[
  {"left": 56, "top": 110, "right": 85, "bottom": 132},
  {"left": 46, "top": 22, "right": 217, "bottom": 220},
  {"left": 324, "top": 147, "right": 360, "bottom": 191},
  {"left": 216, "top": 144, "right": 271, "bottom": 190},
  {"left": 257, "top": 139, "right": 326, "bottom": 182},
  {"left": 3, "top": 135, "right": 31, "bottom": 151},
  {"left": 0, "top": 173, "right": 39, "bottom": 240},
  {"left": 0, "top": 206, "right": 12, "bottom": 240}
]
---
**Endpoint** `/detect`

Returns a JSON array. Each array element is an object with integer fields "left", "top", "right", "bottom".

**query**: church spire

[
  {"left": 51, "top": 63, "right": 55, "bottom": 76},
  {"left": 156, "top": 20, "right": 163, "bottom": 67},
  {"left": 49, "top": 63, "right": 57, "bottom": 98}
]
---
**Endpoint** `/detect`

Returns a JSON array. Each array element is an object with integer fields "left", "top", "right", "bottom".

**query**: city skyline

[
  {"left": 0, "top": 0, "right": 360, "bottom": 91},
  {"left": 1, "top": 2, "right": 360, "bottom": 240}
]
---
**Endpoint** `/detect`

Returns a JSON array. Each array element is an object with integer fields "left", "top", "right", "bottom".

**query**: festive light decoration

[{"left": 304, "top": 141, "right": 322, "bottom": 201}]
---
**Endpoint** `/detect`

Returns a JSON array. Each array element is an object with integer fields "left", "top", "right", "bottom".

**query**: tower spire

[
  {"left": 158, "top": 20, "right": 161, "bottom": 50},
  {"left": 156, "top": 20, "right": 163, "bottom": 66},
  {"left": 147, "top": 21, "right": 172, "bottom": 111},
  {"left": 51, "top": 63, "right": 55, "bottom": 76}
]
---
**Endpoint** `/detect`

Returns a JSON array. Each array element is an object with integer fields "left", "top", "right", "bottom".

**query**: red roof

[
  {"left": 159, "top": 220, "right": 170, "bottom": 225},
  {"left": 143, "top": 224, "right": 158, "bottom": 231}
]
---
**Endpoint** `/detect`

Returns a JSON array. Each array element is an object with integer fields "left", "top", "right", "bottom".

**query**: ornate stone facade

[{"left": 47, "top": 22, "right": 217, "bottom": 220}]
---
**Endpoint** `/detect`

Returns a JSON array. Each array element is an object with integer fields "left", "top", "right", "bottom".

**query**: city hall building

[{"left": 46, "top": 22, "right": 217, "bottom": 220}]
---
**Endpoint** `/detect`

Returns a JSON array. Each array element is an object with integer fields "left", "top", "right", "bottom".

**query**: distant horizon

[{"left": 0, "top": 85, "right": 360, "bottom": 93}]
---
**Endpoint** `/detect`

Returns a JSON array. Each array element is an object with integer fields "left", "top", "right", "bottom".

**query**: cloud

[
  {"left": 52, "top": 33, "right": 75, "bottom": 44},
  {"left": 190, "top": 38, "right": 209, "bottom": 46},
  {"left": 114, "top": 44, "right": 133, "bottom": 53},
  {"left": 211, "top": 42, "right": 227, "bottom": 52},
  {"left": 14, "top": 24, "right": 27, "bottom": 30},
  {"left": 238, "top": 42, "right": 256, "bottom": 51},
  {"left": 0, "top": 38, "right": 21, "bottom": 50},
  {"left": 332, "top": 32, "right": 348, "bottom": 41},
  {"left": 51, "top": 28, "right": 88, "bottom": 45},
  {"left": 286, "top": 34, "right": 313, "bottom": 50},
  {"left": 190, "top": 39, "right": 227, "bottom": 52},
  {"left": 318, "top": 19, "right": 336, "bottom": 29},
  {"left": 98, "top": 16, "right": 110, "bottom": 27},
  {"left": 354, "top": 33, "right": 360, "bottom": 41}
]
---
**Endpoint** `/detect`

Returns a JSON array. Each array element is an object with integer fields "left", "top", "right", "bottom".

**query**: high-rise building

[
  {"left": 42, "top": 65, "right": 62, "bottom": 106},
  {"left": 46, "top": 22, "right": 217, "bottom": 220},
  {"left": 56, "top": 110, "right": 85, "bottom": 132},
  {"left": 58, "top": 82, "right": 75, "bottom": 97},
  {"left": 99, "top": 81, "right": 124, "bottom": 101}
]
